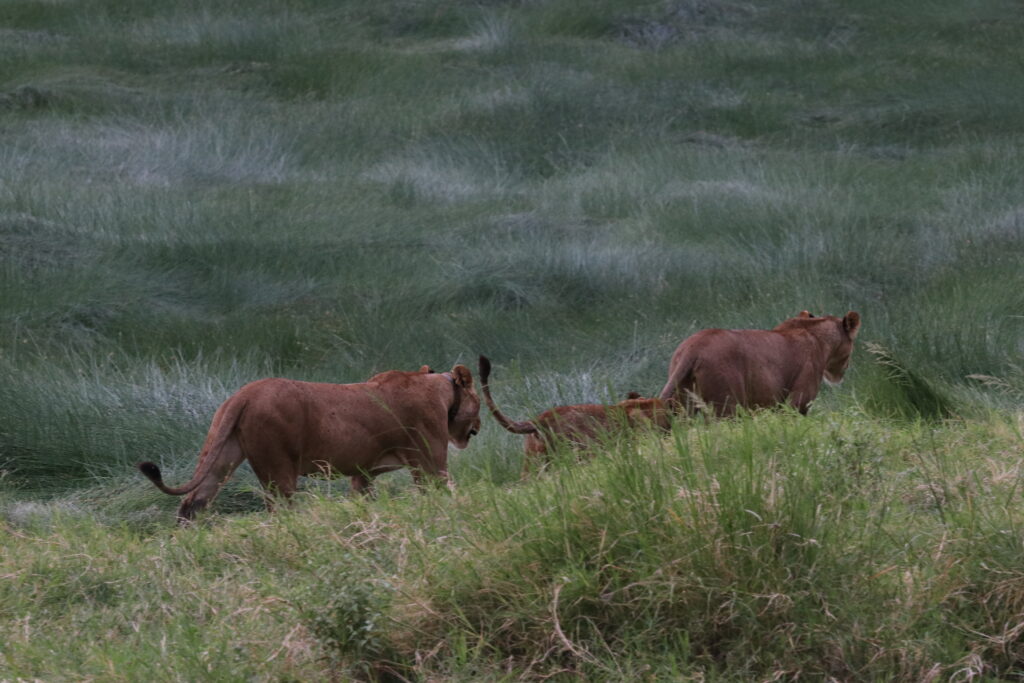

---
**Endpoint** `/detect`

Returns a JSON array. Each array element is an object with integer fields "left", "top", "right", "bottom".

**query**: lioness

[
  {"left": 659, "top": 310, "right": 861, "bottom": 416},
  {"left": 478, "top": 355, "right": 670, "bottom": 475},
  {"left": 138, "top": 364, "right": 481, "bottom": 524}
]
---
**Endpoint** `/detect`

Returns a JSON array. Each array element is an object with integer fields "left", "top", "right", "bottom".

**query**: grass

[
  {"left": 2, "top": 0, "right": 1024, "bottom": 678},
  {"left": 3, "top": 412, "right": 1023, "bottom": 679}
]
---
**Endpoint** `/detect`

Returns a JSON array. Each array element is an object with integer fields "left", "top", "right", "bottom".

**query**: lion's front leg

[
  {"left": 411, "top": 438, "right": 453, "bottom": 491},
  {"left": 410, "top": 465, "right": 451, "bottom": 489}
]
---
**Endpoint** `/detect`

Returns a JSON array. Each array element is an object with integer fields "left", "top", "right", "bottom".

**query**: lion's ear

[
  {"left": 418, "top": 365, "right": 434, "bottom": 374},
  {"left": 799, "top": 310, "right": 811, "bottom": 318},
  {"left": 842, "top": 311, "right": 861, "bottom": 339},
  {"left": 625, "top": 391, "right": 642, "bottom": 400},
  {"left": 450, "top": 364, "right": 473, "bottom": 388}
]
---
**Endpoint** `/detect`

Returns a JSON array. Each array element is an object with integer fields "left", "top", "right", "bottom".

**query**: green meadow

[{"left": 1, "top": 0, "right": 1023, "bottom": 679}]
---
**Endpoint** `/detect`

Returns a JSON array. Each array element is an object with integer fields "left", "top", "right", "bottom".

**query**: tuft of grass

[{"left": 861, "top": 342, "right": 957, "bottom": 420}]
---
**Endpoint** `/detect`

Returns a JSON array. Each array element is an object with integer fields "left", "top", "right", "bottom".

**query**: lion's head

[
  {"left": 780, "top": 311, "right": 861, "bottom": 385},
  {"left": 823, "top": 311, "right": 861, "bottom": 384},
  {"left": 447, "top": 364, "right": 481, "bottom": 449}
]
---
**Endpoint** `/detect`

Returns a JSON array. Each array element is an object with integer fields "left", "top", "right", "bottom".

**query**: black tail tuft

[
  {"left": 478, "top": 355, "right": 492, "bottom": 383},
  {"left": 137, "top": 461, "right": 163, "bottom": 484}
]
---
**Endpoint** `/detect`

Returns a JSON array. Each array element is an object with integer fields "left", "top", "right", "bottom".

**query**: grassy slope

[
  {"left": 1, "top": 0, "right": 1023, "bottom": 678},
  {"left": 3, "top": 413, "right": 1024, "bottom": 679}
]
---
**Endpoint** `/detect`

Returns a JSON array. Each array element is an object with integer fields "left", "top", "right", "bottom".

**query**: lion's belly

[
  {"left": 368, "top": 454, "right": 407, "bottom": 473},
  {"left": 236, "top": 380, "right": 444, "bottom": 480},
  {"left": 296, "top": 414, "right": 427, "bottom": 476},
  {"left": 695, "top": 351, "right": 790, "bottom": 411}
]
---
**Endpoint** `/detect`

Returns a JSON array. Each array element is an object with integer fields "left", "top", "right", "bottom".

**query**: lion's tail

[
  {"left": 478, "top": 355, "right": 538, "bottom": 436},
  {"left": 659, "top": 351, "right": 697, "bottom": 411},
  {"left": 137, "top": 395, "right": 247, "bottom": 496}
]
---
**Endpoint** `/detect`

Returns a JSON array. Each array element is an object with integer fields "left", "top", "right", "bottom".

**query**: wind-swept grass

[{"left": 0, "top": 350, "right": 267, "bottom": 487}]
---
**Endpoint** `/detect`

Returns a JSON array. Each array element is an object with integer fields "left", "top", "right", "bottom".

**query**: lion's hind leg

[
  {"left": 249, "top": 458, "right": 300, "bottom": 513},
  {"left": 520, "top": 434, "right": 549, "bottom": 478},
  {"left": 176, "top": 437, "right": 246, "bottom": 524},
  {"left": 350, "top": 473, "right": 375, "bottom": 495}
]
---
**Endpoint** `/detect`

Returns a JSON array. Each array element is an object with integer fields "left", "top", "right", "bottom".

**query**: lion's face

[
  {"left": 447, "top": 364, "right": 482, "bottom": 450},
  {"left": 824, "top": 344, "right": 853, "bottom": 385},
  {"left": 621, "top": 397, "right": 673, "bottom": 431}
]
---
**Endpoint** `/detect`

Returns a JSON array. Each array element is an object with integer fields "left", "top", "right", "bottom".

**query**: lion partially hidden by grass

[{"left": 478, "top": 355, "right": 670, "bottom": 475}]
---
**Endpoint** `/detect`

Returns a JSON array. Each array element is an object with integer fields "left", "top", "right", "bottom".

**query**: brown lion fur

[
  {"left": 659, "top": 310, "right": 862, "bottom": 416},
  {"left": 478, "top": 355, "right": 670, "bottom": 475},
  {"left": 138, "top": 364, "right": 481, "bottom": 524}
]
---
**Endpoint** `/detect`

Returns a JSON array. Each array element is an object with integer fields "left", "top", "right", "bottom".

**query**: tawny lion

[
  {"left": 139, "top": 364, "right": 481, "bottom": 523},
  {"left": 478, "top": 355, "right": 670, "bottom": 475},
  {"left": 659, "top": 310, "right": 861, "bottom": 416}
]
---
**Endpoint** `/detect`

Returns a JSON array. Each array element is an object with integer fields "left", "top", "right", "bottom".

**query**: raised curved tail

[
  {"left": 137, "top": 395, "right": 246, "bottom": 496},
  {"left": 478, "top": 355, "right": 538, "bottom": 435}
]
